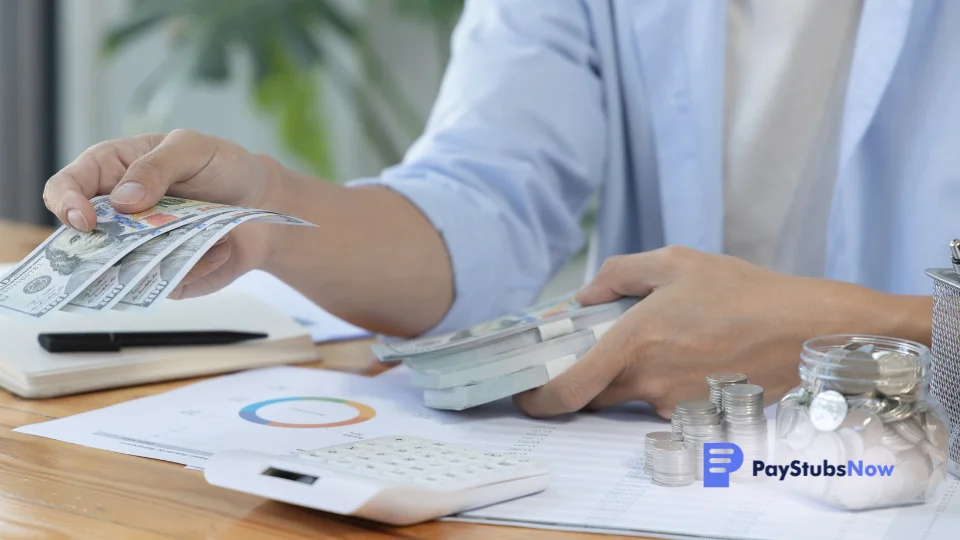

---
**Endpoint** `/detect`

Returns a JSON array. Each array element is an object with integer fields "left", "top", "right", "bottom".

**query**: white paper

[
  {"left": 224, "top": 270, "right": 369, "bottom": 344},
  {"left": 0, "top": 263, "right": 369, "bottom": 344},
  {"left": 15, "top": 366, "right": 455, "bottom": 467},
  {"left": 15, "top": 365, "right": 960, "bottom": 540}
]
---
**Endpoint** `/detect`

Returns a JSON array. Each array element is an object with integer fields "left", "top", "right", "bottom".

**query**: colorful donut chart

[{"left": 238, "top": 397, "right": 376, "bottom": 428}]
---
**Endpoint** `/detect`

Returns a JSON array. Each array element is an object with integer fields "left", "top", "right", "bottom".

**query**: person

[
  {"left": 46, "top": 221, "right": 131, "bottom": 294},
  {"left": 43, "top": 1, "right": 956, "bottom": 418}
]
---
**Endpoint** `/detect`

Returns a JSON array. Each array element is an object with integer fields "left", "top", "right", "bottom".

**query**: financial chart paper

[{"left": 16, "top": 366, "right": 960, "bottom": 540}]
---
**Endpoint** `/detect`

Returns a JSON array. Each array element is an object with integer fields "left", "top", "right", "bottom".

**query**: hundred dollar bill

[
  {"left": 0, "top": 196, "right": 236, "bottom": 320},
  {"left": 62, "top": 220, "right": 212, "bottom": 313},
  {"left": 115, "top": 210, "right": 313, "bottom": 311}
]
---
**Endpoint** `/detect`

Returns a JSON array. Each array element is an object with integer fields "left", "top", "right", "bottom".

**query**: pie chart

[{"left": 238, "top": 397, "right": 376, "bottom": 428}]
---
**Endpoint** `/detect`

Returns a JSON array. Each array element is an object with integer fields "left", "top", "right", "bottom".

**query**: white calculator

[{"left": 203, "top": 436, "right": 552, "bottom": 526}]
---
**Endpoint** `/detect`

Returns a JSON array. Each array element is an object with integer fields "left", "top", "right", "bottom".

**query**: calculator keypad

[{"left": 297, "top": 436, "right": 539, "bottom": 488}]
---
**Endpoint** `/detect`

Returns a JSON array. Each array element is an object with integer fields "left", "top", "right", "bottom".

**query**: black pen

[{"left": 38, "top": 331, "right": 269, "bottom": 353}]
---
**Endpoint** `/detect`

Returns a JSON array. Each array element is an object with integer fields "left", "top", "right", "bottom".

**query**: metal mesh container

[{"left": 926, "top": 267, "right": 960, "bottom": 479}]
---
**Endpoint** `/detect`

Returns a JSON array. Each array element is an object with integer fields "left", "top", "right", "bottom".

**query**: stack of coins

[
  {"left": 649, "top": 374, "right": 755, "bottom": 486},
  {"left": 652, "top": 440, "right": 696, "bottom": 486},
  {"left": 672, "top": 400, "right": 713, "bottom": 442},
  {"left": 721, "top": 383, "right": 767, "bottom": 481},
  {"left": 722, "top": 384, "right": 766, "bottom": 426},
  {"left": 644, "top": 431, "right": 675, "bottom": 474},
  {"left": 679, "top": 400, "right": 724, "bottom": 479},
  {"left": 671, "top": 411, "right": 684, "bottom": 441},
  {"left": 707, "top": 373, "right": 749, "bottom": 412}
]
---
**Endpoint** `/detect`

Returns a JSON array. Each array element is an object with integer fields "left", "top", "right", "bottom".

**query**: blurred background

[{"left": 0, "top": 0, "right": 585, "bottom": 298}]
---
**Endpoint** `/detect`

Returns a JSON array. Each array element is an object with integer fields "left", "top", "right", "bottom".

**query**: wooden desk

[{"left": 0, "top": 220, "right": 643, "bottom": 540}]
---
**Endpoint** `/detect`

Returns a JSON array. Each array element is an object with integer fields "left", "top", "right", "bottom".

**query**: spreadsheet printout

[{"left": 448, "top": 408, "right": 960, "bottom": 540}]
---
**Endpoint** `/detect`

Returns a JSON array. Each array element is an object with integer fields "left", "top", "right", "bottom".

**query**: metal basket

[{"left": 926, "top": 267, "right": 960, "bottom": 479}]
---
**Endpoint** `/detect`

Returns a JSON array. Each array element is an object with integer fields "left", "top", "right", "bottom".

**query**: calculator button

[{"left": 297, "top": 453, "right": 329, "bottom": 464}]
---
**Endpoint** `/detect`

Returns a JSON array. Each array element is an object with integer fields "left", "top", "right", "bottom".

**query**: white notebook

[{"left": 0, "top": 283, "right": 318, "bottom": 398}]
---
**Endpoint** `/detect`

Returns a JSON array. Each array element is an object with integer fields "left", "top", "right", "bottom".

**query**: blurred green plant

[{"left": 103, "top": 0, "right": 463, "bottom": 181}]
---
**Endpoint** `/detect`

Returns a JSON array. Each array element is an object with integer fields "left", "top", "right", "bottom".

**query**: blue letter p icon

[{"left": 703, "top": 442, "right": 743, "bottom": 488}]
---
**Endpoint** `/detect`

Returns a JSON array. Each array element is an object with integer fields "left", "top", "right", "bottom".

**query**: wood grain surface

[{"left": 0, "top": 220, "right": 646, "bottom": 540}]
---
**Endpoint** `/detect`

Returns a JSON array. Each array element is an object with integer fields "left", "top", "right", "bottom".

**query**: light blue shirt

[{"left": 351, "top": 0, "right": 960, "bottom": 335}]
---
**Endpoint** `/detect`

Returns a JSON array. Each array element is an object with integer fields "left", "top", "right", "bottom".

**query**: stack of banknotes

[
  {"left": 374, "top": 295, "right": 639, "bottom": 410},
  {"left": 0, "top": 196, "right": 313, "bottom": 320}
]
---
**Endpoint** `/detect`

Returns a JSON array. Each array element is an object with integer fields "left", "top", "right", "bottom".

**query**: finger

[
  {"left": 585, "top": 381, "right": 642, "bottom": 412},
  {"left": 575, "top": 247, "right": 692, "bottom": 305},
  {"left": 513, "top": 320, "right": 633, "bottom": 417},
  {"left": 176, "top": 242, "right": 232, "bottom": 289},
  {"left": 43, "top": 157, "right": 105, "bottom": 231},
  {"left": 109, "top": 129, "right": 218, "bottom": 214},
  {"left": 44, "top": 135, "right": 167, "bottom": 230},
  {"left": 172, "top": 249, "right": 245, "bottom": 300}
]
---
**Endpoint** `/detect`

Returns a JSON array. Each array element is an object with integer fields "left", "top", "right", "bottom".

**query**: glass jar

[{"left": 775, "top": 335, "right": 949, "bottom": 510}]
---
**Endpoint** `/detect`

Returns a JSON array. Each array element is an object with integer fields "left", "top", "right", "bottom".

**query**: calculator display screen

[{"left": 262, "top": 467, "right": 318, "bottom": 485}]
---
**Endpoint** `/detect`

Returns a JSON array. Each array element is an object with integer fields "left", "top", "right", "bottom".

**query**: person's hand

[
  {"left": 513, "top": 246, "right": 903, "bottom": 418},
  {"left": 42, "top": 130, "right": 280, "bottom": 299}
]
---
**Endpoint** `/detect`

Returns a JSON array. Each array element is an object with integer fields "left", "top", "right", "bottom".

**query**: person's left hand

[{"left": 513, "top": 246, "right": 901, "bottom": 418}]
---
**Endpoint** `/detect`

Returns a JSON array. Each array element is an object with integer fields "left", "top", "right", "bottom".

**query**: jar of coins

[{"left": 775, "top": 335, "right": 949, "bottom": 510}]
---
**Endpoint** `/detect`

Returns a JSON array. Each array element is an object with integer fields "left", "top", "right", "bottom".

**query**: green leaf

[
  {"left": 252, "top": 38, "right": 334, "bottom": 180},
  {"left": 393, "top": 0, "right": 463, "bottom": 24},
  {"left": 102, "top": 0, "right": 183, "bottom": 55},
  {"left": 189, "top": 27, "right": 232, "bottom": 82},
  {"left": 304, "top": 0, "right": 361, "bottom": 41}
]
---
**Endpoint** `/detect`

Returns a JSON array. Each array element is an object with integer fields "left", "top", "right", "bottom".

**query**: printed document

[{"left": 16, "top": 366, "right": 960, "bottom": 540}]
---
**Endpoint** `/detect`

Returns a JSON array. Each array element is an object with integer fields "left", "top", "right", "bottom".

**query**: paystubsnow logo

[{"left": 702, "top": 442, "right": 895, "bottom": 488}]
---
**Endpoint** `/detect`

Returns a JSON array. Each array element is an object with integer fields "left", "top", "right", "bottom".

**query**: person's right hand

[{"left": 42, "top": 129, "right": 280, "bottom": 299}]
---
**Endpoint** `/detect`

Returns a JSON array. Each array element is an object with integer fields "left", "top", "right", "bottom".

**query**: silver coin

[
  {"left": 706, "top": 373, "right": 748, "bottom": 386},
  {"left": 845, "top": 395, "right": 886, "bottom": 415},
  {"left": 809, "top": 390, "right": 848, "bottom": 431},
  {"left": 889, "top": 418, "right": 925, "bottom": 445},
  {"left": 644, "top": 431, "right": 675, "bottom": 474},
  {"left": 840, "top": 408, "right": 884, "bottom": 447},
  {"left": 922, "top": 412, "right": 949, "bottom": 456},
  {"left": 842, "top": 342, "right": 875, "bottom": 354},
  {"left": 875, "top": 352, "right": 920, "bottom": 396},
  {"left": 827, "top": 349, "right": 881, "bottom": 396},
  {"left": 676, "top": 400, "right": 717, "bottom": 415},
  {"left": 878, "top": 400, "right": 916, "bottom": 423},
  {"left": 722, "top": 383, "right": 763, "bottom": 398}
]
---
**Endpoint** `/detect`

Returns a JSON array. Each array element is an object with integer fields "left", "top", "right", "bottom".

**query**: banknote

[
  {"left": 62, "top": 220, "right": 212, "bottom": 313},
  {"left": 116, "top": 210, "right": 312, "bottom": 312},
  {"left": 0, "top": 196, "right": 235, "bottom": 319}
]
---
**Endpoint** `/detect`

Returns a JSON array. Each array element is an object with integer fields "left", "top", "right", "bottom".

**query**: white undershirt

[{"left": 723, "top": 0, "right": 863, "bottom": 276}]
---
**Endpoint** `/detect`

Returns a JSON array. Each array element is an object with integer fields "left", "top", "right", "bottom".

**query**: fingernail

[
  {"left": 111, "top": 183, "right": 147, "bottom": 204},
  {"left": 67, "top": 209, "right": 89, "bottom": 231}
]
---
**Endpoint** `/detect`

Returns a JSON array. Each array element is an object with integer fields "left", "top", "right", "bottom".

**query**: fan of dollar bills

[
  {"left": 374, "top": 295, "right": 639, "bottom": 410},
  {"left": 0, "top": 196, "right": 314, "bottom": 320}
]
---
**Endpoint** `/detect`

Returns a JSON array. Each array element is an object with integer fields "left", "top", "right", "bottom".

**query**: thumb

[
  {"left": 513, "top": 318, "right": 633, "bottom": 417},
  {"left": 109, "top": 129, "right": 216, "bottom": 213},
  {"left": 575, "top": 247, "right": 691, "bottom": 305}
]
